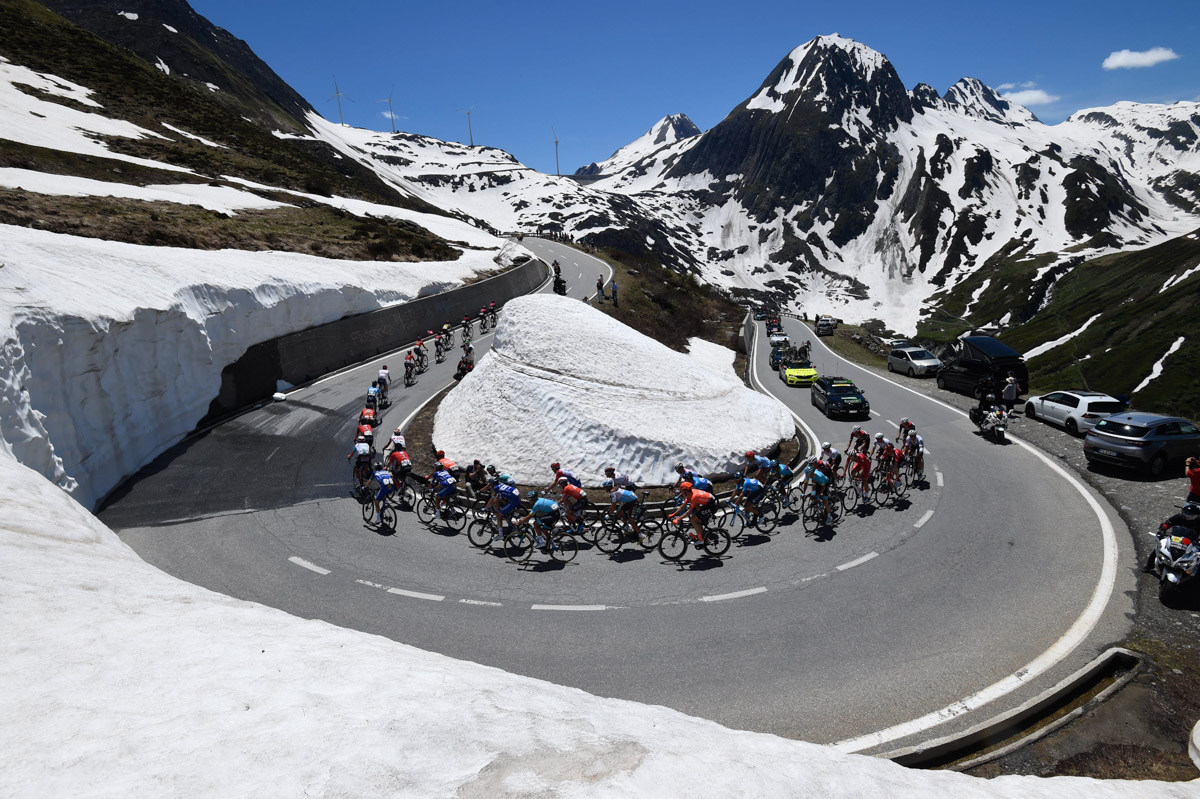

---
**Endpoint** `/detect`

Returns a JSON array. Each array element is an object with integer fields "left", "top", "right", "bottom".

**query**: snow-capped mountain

[{"left": 575, "top": 113, "right": 700, "bottom": 177}]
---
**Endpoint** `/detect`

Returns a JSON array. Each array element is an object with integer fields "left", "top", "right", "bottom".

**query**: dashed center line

[
  {"left": 288, "top": 556, "right": 330, "bottom": 575},
  {"left": 936, "top": 471, "right": 944, "bottom": 487},
  {"left": 388, "top": 587, "right": 444, "bottom": 602},
  {"left": 531, "top": 604, "right": 607, "bottom": 611},
  {"left": 460, "top": 598, "right": 503, "bottom": 607},
  {"left": 701, "top": 587, "right": 768, "bottom": 602},
  {"left": 869, "top": 410, "right": 881, "bottom": 417},
  {"left": 836, "top": 551, "right": 879, "bottom": 571},
  {"left": 914, "top": 510, "right": 935, "bottom": 529}
]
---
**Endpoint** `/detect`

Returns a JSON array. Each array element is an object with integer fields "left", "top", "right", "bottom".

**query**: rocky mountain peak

[{"left": 942, "top": 77, "right": 1039, "bottom": 127}]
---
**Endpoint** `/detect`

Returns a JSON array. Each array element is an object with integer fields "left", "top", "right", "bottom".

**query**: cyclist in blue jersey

[
  {"left": 369, "top": 462, "right": 395, "bottom": 524},
  {"left": 485, "top": 474, "right": 522, "bottom": 539},
  {"left": 517, "top": 491, "right": 561, "bottom": 547},
  {"left": 743, "top": 450, "right": 772, "bottom": 480},
  {"left": 802, "top": 459, "right": 835, "bottom": 524},
  {"left": 733, "top": 475, "right": 766, "bottom": 522},
  {"left": 766, "top": 460, "right": 795, "bottom": 493},
  {"left": 604, "top": 480, "right": 642, "bottom": 538},
  {"left": 428, "top": 464, "right": 458, "bottom": 518},
  {"left": 366, "top": 380, "right": 381, "bottom": 410}
]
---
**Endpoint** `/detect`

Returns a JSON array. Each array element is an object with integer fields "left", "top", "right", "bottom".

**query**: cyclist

[
  {"left": 818, "top": 442, "right": 842, "bottom": 478},
  {"left": 413, "top": 338, "right": 428, "bottom": 370},
  {"left": 879, "top": 439, "right": 903, "bottom": 486},
  {"left": 478, "top": 307, "right": 489, "bottom": 331},
  {"left": 672, "top": 462, "right": 697, "bottom": 490},
  {"left": 667, "top": 481, "right": 716, "bottom": 541},
  {"left": 366, "top": 380, "right": 381, "bottom": 410},
  {"left": 369, "top": 461, "right": 396, "bottom": 524},
  {"left": 547, "top": 462, "right": 582, "bottom": 491},
  {"left": 427, "top": 463, "right": 458, "bottom": 518},
  {"left": 897, "top": 416, "right": 915, "bottom": 443},
  {"left": 517, "top": 490, "right": 561, "bottom": 548},
  {"left": 602, "top": 466, "right": 638, "bottom": 491},
  {"left": 434, "top": 333, "right": 445, "bottom": 361},
  {"left": 383, "top": 428, "right": 406, "bottom": 456},
  {"left": 435, "top": 449, "right": 457, "bottom": 473},
  {"left": 846, "top": 448, "right": 872, "bottom": 493},
  {"left": 485, "top": 474, "right": 522, "bottom": 538},
  {"left": 404, "top": 351, "right": 416, "bottom": 383},
  {"left": 462, "top": 313, "right": 473, "bottom": 337},
  {"left": 347, "top": 435, "right": 373, "bottom": 491},
  {"left": 743, "top": 450, "right": 772, "bottom": 480},
  {"left": 732, "top": 473, "right": 766, "bottom": 523},
  {"left": 488, "top": 301, "right": 497, "bottom": 323},
  {"left": 802, "top": 459, "right": 834, "bottom": 524},
  {"left": 766, "top": 459, "right": 795, "bottom": 494},
  {"left": 358, "top": 404, "right": 376, "bottom": 428},
  {"left": 558, "top": 478, "right": 588, "bottom": 525},
  {"left": 903, "top": 429, "right": 925, "bottom": 478},
  {"left": 847, "top": 425, "right": 870, "bottom": 455},
  {"left": 377, "top": 365, "right": 391, "bottom": 402},
  {"left": 870, "top": 432, "right": 893, "bottom": 465},
  {"left": 603, "top": 480, "right": 641, "bottom": 539},
  {"left": 355, "top": 421, "right": 375, "bottom": 450},
  {"left": 386, "top": 445, "right": 411, "bottom": 485}
]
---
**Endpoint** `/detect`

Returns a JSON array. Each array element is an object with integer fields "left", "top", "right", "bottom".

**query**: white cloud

[
  {"left": 997, "top": 80, "right": 1037, "bottom": 91},
  {"left": 1001, "top": 88, "right": 1060, "bottom": 106},
  {"left": 996, "top": 82, "right": 1015, "bottom": 91},
  {"left": 1102, "top": 47, "right": 1180, "bottom": 70},
  {"left": 381, "top": 111, "right": 397, "bottom": 121}
]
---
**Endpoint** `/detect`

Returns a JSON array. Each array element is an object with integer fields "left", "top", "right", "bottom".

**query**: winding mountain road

[{"left": 100, "top": 242, "right": 1135, "bottom": 752}]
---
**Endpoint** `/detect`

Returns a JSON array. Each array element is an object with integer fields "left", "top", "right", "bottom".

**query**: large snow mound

[
  {"left": 2, "top": 451, "right": 1194, "bottom": 797},
  {"left": 433, "top": 295, "right": 793, "bottom": 485}
]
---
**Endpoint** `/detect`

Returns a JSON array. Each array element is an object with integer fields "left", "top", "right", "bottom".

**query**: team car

[
  {"left": 779, "top": 358, "right": 819, "bottom": 387},
  {"left": 810, "top": 376, "right": 871, "bottom": 418}
]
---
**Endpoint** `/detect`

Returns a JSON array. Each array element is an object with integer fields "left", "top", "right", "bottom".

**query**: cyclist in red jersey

[
  {"left": 847, "top": 425, "right": 870, "bottom": 454},
  {"left": 847, "top": 450, "right": 872, "bottom": 491}
]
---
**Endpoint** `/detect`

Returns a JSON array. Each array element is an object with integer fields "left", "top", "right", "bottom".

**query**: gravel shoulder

[{"left": 828, "top": 334, "right": 1200, "bottom": 780}]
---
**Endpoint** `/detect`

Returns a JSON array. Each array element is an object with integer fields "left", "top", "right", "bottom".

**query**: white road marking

[
  {"left": 836, "top": 551, "right": 879, "bottom": 571},
  {"left": 264, "top": 446, "right": 280, "bottom": 462},
  {"left": 936, "top": 471, "right": 944, "bottom": 487},
  {"left": 288, "top": 556, "right": 330, "bottom": 575},
  {"left": 914, "top": 510, "right": 934, "bottom": 529},
  {"left": 787, "top": 319, "right": 1123, "bottom": 754},
  {"left": 460, "top": 598, "right": 502, "bottom": 607},
  {"left": 885, "top": 419, "right": 896, "bottom": 428},
  {"left": 700, "top": 586, "right": 768, "bottom": 603},
  {"left": 387, "top": 587, "right": 444, "bottom": 602},
  {"left": 530, "top": 604, "right": 606, "bottom": 611},
  {"left": 870, "top": 410, "right": 881, "bottom": 417}
]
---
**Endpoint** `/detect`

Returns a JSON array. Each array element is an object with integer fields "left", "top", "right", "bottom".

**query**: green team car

[{"left": 780, "top": 358, "right": 819, "bottom": 387}]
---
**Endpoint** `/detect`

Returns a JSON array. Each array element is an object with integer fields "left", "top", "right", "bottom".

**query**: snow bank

[
  {"left": 3, "top": 451, "right": 1193, "bottom": 797},
  {"left": 433, "top": 295, "right": 793, "bottom": 485},
  {"left": 0, "top": 224, "right": 525, "bottom": 508}
]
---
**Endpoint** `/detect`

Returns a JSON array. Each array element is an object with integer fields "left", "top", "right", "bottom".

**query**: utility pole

[
  {"left": 458, "top": 105, "right": 475, "bottom": 146},
  {"left": 553, "top": 126, "right": 560, "bottom": 176},
  {"left": 328, "top": 76, "right": 352, "bottom": 125}
]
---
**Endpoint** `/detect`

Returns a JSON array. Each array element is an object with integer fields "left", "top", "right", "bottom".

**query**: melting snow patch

[
  {"left": 154, "top": 57, "right": 170, "bottom": 75},
  {"left": 1025, "top": 313, "right": 1103, "bottom": 358},
  {"left": 161, "top": 122, "right": 226, "bottom": 149},
  {"left": 117, "top": 11, "right": 138, "bottom": 20},
  {"left": 433, "top": 295, "right": 793, "bottom": 485},
  {"left": 163, "top": 24, "right": 178, "bottom": 33},
  {"left": 1133, "top": 336, "right": 1185, "bottom": 394},
  {"left": 1159, "top": 262, "right": 1200, "bottom": 293},
  {"left": 204, "top": 82, "right": 219, "bottom": 92}
]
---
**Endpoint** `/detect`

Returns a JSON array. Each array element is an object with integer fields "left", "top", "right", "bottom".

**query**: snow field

[
  {"left": 0, "top": 224, "right": 521, "bottom": 508},
  {"left": 432, "top": 295, "right": 794, "bottom": 486}
]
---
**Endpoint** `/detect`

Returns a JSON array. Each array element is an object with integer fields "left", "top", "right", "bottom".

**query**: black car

[
  {"left": 936, "top": 336, "right": 1029, "bottom": 399},
  {"left": 811, "top": 376, "right": 870, "bottom": 418}
]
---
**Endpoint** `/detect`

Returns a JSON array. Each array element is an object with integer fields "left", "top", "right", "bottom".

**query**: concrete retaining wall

[{"left": 205, "top": 257, "right": 548, "bottom": 421}]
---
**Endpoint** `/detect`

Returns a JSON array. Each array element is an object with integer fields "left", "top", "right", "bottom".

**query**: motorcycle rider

[{"left": 1144, "top": 502, "right": 1200, "bottom": 573}]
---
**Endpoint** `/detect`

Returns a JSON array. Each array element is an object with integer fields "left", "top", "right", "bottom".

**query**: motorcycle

[
  {"left": 1145, "top": 526, "right": 1199, "bottom": 602},
  {"left": 969, "top": 405, "right": 1009, "bottom": 442}
]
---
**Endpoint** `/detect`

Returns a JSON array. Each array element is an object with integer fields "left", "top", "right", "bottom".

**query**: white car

[
  {"left": 1024, "top": 390, "right": 1126, "bottom": 436},
  {"left": 887, "top": 346, "right": 942, "bottom": 377},
  {"left": 768, "top": 333, "right": 790, "bottom": 348}
]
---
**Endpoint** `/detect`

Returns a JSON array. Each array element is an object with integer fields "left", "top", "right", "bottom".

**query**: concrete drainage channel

[{"left": 882, "top": 648, "right": 1144, "bottom": 770}]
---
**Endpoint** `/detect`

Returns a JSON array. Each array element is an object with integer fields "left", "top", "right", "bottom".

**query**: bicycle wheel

[
  {"left": 380, "top": 505, "right": 397, "bottom": 529},
  {"left": 872, "top": 478, "right": 892, "bottom": 506},
  {"left": 725, "top": 508, "right": 751, "bottom": 540},
  {"left": 466, "top": 519, "right": 494, "bottom": 549},
  {"left": 840, "top": 484, "right": 860, "bottom": 513},
  {"left": 398, "top": 481, "right": 417, "bottom": 510},
  {"left": 637, "top": 519, "right": 663, "bottom": 550},
  {"left": 802, "top": 501, "right": 824, "bottom": 533},
  {"left": 576, "top": 518, "right": 602, "bottom": 545},
  {"left": 503, "top": 526, "right": 534, "bottom": 564},
  {"left": 415, "top": 495, "right": 436, "bottom": 524},
  {"left": 594, "top": 520, "right": 625, "bottom": 555},
  {"left": 702, "top": 528, "right": 732, "bottom": 557},
  {"left": 658, "top": 531, "right": 688, "bottom": 561},
  {"left": 549, "top": 534, "right": 578, "bottom": 563},
  {"left": 443, "top": 502, "right": 467, "bottom": 532},
  {"left": 756, "top": 499, "right": 781, "bottom": 533},
  {"left": 361, "top": 497, "right": 375, "bottom": 524}
]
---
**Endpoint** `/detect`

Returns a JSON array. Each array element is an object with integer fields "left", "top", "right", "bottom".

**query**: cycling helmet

[
  {"left": 395, "top": 427, "right": 403, "bottom": 434},
  {"left": 679, "top": 481, "right": 693, "bottom": 491},
  {"left": 427, "top": 330, "right": 434, "bottom": 337},
  {"left": 526, "top": 490, "right": 539, "bottom": 499},
  {"left": 356, "top": 435, "right": 366, "bottom": 443},
  {"left": 486, "top": 465, "right": 497, "bottom": 475},
  {"left": 604, "top": 466, "right": 615, "bottom": 475},
  {"left": 499, "top": 473, "right": 511, "bottom": 483},
  {"left": 821, "top": 441, "right": 830, "bottom": 450},
  {"left": 450, "top": 465, "right": 461, "bottom": 474},
  {"left": 466, "top": 344, "right": 474, "bottom": 352},
  {"left": 907, "top": 428, "right": 917, "bottom": 436},
  {"left": 874, "top": 432, "right": 884, "bottom": 440},
  {"left": 550, "top": 462, "right": 560, "bottom": 471},
  {"left": 745, "top": 450, "right": 756, "bottom": 459},
  {"left": 371, "top": 380, "right": 378, "bottom": 387},
  {"left": 900, "top": 417, "right": 909, "bottom": 425},
  {"left": 374, "top": 461, "right": 383, "bottom": 470},
  {"left": 602, "top": 479, "right": 614, "bottom": 489},
  {"left": 436, "top": 450, "right": 445, "bottom": 458},
  {"left": 852, "top": 425, "right": 862, "bottom": 434},
  {"left": 674, "top": 462, "right": 685, "bottom": 472},
  {"left": 1182, "top": 503, "right": 1200, "bottom": 520},
  {"left": 556, "top": 476, "right": 568, "bottom": 486}
]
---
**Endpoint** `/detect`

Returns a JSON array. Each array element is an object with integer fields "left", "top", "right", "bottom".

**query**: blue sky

[{"left": 190, "top": 0, "right": 1198, "bottom": 174}]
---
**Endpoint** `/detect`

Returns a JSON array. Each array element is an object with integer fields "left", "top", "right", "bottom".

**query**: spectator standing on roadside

[
  {"left": 1187, "top": 457, "right": 1200, "bottom": 503},
  {"left": 1001, "top": 375, "right": 1018, "bottom": 413},
  {"left": 595, "top": 275, "right": 605, "bottom": 304},
  {"left": 611, "top": 278, "right": 619, "bottom": 307}
]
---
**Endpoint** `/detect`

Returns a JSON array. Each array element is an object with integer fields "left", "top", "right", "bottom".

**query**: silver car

[
  {"left": 1083, "top": 412, "right": 1200, "bottom": 477},
  {"left": 887, "top": 346, "right": 942, "bottom": 377},
  {"left": 1024, "top": 390, "right": 1125, "bottom": 435}
]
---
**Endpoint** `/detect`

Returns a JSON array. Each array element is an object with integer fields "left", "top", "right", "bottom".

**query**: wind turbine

[
  {"left": 377, "top": 84, "right": 396, "bottom": 133},
  {"left": 328, "top": 76, "right": 353, "bottom": 125},
  {"left": 553, "top": 126, "right": 560, "bottom": 176},
  {"left": 457, "top": 105, "right": 475, "bottom": 146}
]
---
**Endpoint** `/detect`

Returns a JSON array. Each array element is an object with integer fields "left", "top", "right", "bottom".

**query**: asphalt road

[{"left": 101, "top": 255, "right": 1134, "bottom": 752}]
